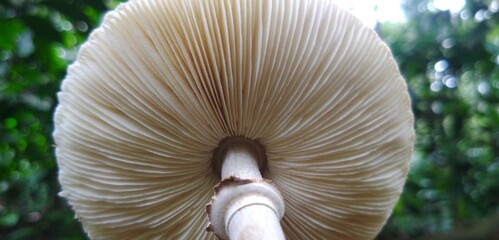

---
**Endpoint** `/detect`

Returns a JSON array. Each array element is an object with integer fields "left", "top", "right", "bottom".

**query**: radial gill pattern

[{"left": 54, "top": 0, "right": 414, "bottom": 239}]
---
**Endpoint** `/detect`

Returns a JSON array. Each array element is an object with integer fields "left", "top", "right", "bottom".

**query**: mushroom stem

[
  {"left": 227, "top": 203, "right": 285, "bottom": 240},
  {"left": 221, "top": 143, "right": 263, "bottom": 179},
  {"left": 209, "top": 143, "right": 286, "bottom": 240}
]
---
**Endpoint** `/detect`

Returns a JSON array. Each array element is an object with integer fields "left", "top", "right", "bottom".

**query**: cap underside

[{"left": 54, "top": 0, "right": 414, "bottom": 239}]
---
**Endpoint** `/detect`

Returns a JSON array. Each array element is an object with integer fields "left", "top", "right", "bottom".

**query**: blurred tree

[
  {"left": 0, "top": 0, "right": 498, "bottom": 239},
  {"left": 0, "top": 0, "right": 112, "bottom": 239},
  {"left": 377, "top": 0, "right": 499, "bottom": 239}
]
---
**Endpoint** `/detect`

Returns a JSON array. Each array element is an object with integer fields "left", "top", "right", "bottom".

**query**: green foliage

[
  {"left": 377, "top": 0, "right": 499, "bottom": 238},
  {"left": 0, "top": 0, "right": 497, "bottom": 239},
  {"left": 0, "top": 0, "right": 114, "bottom": 239}
]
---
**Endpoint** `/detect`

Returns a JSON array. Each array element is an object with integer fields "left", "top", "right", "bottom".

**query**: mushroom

[{"left": 54, "top": 0, "right": 414, "bottom": 239}]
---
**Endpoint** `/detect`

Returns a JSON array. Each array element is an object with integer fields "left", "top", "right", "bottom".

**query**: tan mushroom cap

[{"left": 54, "top": 0, "right": 414, "bottom": 239}]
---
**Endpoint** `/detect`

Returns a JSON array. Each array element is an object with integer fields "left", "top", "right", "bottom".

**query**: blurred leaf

[
  {"left": 0, "top": 18, "right": 24, "bottom": 51},
  {"left": 0, "top": 212, "right": 20, "bottom": 227},
  {"left": 21, "top": 16, "right": 61, "bottom": 43}
]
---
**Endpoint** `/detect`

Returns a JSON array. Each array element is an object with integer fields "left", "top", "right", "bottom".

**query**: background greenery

[{"left": 0, "top": 0, "right": 498, "bottom": 239}]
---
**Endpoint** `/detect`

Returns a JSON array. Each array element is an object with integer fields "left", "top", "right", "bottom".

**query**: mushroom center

[{"left": 211, "top": 137, "right": 268, "bottom": 179}]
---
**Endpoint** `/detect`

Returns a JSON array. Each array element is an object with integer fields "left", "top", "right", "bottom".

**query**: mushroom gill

[{"left": 54, "top": 0, "right": 414, "bottom": 239}]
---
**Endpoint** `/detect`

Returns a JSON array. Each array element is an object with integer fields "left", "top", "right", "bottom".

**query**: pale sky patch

[
  {"left": 333, "top": 0, "right": 464, "bottom": 27},
  {"left": 433, "top": 0, "right": 465, "bottom": 13}
]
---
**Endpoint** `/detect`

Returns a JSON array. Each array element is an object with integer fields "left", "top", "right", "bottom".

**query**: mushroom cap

[{"left": 54, "top": 0, "right": 414, "bottom": 239}]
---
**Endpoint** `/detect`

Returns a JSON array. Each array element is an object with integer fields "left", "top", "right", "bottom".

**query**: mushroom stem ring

[{"left": 207, "top": 139, "right": 285, "bottom": 240}]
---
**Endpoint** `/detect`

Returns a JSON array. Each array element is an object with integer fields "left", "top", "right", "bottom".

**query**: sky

[
  {"left": 335, "top": 0, "right": 466, "bottom": 27},
  {"left": 335, "top": 0, "right": 405, "bottom": 26}
]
